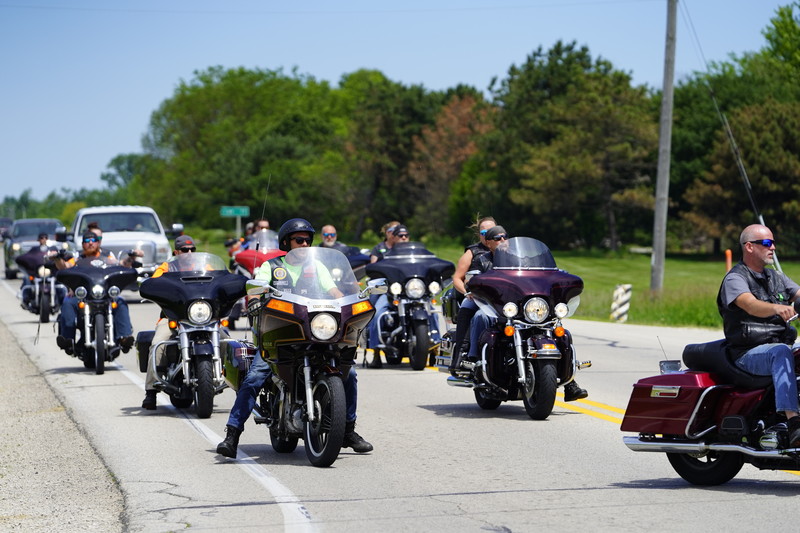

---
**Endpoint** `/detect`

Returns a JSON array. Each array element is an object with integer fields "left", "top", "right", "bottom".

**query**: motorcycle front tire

[
  {"left": 410, "top": 321, "right": 429, "bottom": 371},
  {"left": 522, "top": 360, "right": 557, "bottom": 420},
  {"left": 304, "top": 374, "right": 346, "bottom": 467},
  {"left": 94, "top": 313, "right": 106, "bottom": 375},
  {"left": 193, "top": 354, "right": 215, "bottom": 419},
  {"left": 38, "top": 292, "right": 51, "bottom": 323},
  {"left": 666, "top": 450, "right": 744, "bottom": 486}
]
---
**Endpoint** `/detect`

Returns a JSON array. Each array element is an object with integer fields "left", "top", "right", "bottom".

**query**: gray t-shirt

[{"left": 720, "top": 266, "right": 800, "bottom": 309}]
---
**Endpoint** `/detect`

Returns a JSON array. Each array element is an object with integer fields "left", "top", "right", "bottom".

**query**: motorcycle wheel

[
  {"left": 522, "top": 361, "right": 557, "bottom": 420},
  {"left": 410, "top": 322, "right": 429, "bottom": 370},
  {"left": 38, "top": 292, "right": 51, "bottom": 323},
  {"left": 270, "top": 428, "right": 299, "bottom": 453},
  {"left": 169, "top": 392, "right": 194, "bottom": 409},
  {"left": 666, "top": 450, "right": 744, "bottom": 486},
  {"left": 94, "top": 313, "right": 106, "bottom": 375},
  {"left": 474, "top": 389, "right": 501, "bottom": 410},
  {"left": 193, "top": 355, "right": 215, "bottom": 419},
  {"left": 304, "top": 374, "right": 346, "bottom": 467}
]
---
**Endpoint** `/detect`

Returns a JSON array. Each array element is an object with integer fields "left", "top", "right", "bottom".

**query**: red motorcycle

[{"left": 621, "top": 337, "right": 800, "bottom": 485}]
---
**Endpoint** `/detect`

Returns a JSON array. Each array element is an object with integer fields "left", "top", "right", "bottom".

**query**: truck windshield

[{"left": 78, "top": 213, "right": 160, "bottom": 233}]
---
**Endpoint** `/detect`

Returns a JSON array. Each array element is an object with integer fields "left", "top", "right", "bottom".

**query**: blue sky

[{"left": 0, "top": 0, "right": 789, "bottom": 201}]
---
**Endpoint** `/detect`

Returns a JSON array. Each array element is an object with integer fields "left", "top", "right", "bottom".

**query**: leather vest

[
  {"left": 267, "top": 257, "right": 320, "bottom": 296},
  {"left": 467, "top": 242, "right": 492, "bottom": 273},
  {"left": 717, "top": 262, "right": 797, "bottom": 358}
]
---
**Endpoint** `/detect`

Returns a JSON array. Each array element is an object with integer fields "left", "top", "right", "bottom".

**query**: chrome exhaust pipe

[
  {"left": 446, "top": 376, "right": 475, "bottom": 388},
  {"left": 623, "top": 436, "right": 797, "bottom": 460}
]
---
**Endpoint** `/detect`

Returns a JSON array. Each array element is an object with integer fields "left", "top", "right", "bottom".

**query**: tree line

[{"left": 5, "top": 3, "right": 800, "bottom": 252}]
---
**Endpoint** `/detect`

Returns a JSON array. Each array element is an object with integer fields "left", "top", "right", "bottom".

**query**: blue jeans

[
  {"left": 58, "top": 296, "right": 132, "bottom": 340},
  {"left": 469, "top": 310, "right": 493, "bottom": 359},
  {"left": 368, "top": 295, "right": 390, "bottom": 349},
  {"left": 226, "top": 354, "right": 359, "bottom": 431},
  {"left": 735, "top": 343, "right": 799, "bottom": 413}
]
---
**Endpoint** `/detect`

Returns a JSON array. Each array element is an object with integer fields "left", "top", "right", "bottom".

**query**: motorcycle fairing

[
  {"left": 140, "top": 269, "right": 247, "bottom": 321},
  {"left": 57, "top": 264, "right": 139, "bottom": 293},
  {"left": 365, "top": 241, "right": 455, "bottom": 285},
  {"left": 468, "top": 269, "right": 583, "bottom": 315}
]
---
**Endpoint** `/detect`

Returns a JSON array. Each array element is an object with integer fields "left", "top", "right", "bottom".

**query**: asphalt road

[{"left": 1, "top": 261, "right": 799, "bottom": 533}]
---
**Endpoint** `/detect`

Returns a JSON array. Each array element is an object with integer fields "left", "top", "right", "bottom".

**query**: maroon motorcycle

[
  {"left": 621, "top": 336, "right": 800, "bottom": 485},
  {"left": 436, "top": 237, "right": 589, "bottom": 420}
]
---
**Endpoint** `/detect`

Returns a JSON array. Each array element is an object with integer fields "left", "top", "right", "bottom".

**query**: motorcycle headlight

[
  {"left": 188, "top": 300, "right": 213, "bottom": 324},
  {"left": 91, "top": 284, "right": 105, "bottom": 299},
  {"left": 428, "top": 281, "right": 441, "bottom": 295},
  {"left": 108, "top": 286, "right": 121, "bottom": 298},
  {"left": 75, "top": 286, "right": 88, "bottom": 299},
  {"left": 405, "top": 278, "right": 426, "bottom": 299},
  {"left": 554, "top": 302, "right": 569, "bottom": 318},
  {"left": 390, "top": 282, "right": 403, "bottom": 296},
  {"left": 11, "top": 243, "right": 20, "bottom": 251},
  {"left": 37, "top": 266, "right": 51, "bottom": 278},
  {"left": 310, "top": 313, "right": 337, "bottom": 340},
  {"left": 524, "top": 297, "right": 549, "bottom": 323},
  {"left": 330, "top": 267, "right": 344, "bottom": 282},
  {"left": 502, "top": 302, "right": 518, "bottom": 318}
]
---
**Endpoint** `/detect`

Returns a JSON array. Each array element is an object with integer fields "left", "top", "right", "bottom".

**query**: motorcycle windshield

[
  {"left": 249, "top": 229, "right": 280, "bottom": 251},
  {"left": 276, "top": 247, "right": 362, "bottom": 298},
  {"left": 365, "top": 241, "right": 455, "bottom": 283},
  {"left": 166, "top": 252, "right": 228, "bottom": 274},
  {"left": 491, "top": 237, "right": 557, "bottom": 270}
]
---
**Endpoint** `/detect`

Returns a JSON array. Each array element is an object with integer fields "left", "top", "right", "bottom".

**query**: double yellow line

[{"left": 555, "top": 395, "right": 625, "bottom": 424}]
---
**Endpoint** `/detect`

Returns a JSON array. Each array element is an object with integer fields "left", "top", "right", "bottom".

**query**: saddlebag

[
  {"left": 223, "top": 341, "right": 257, "bottom": 391},
  {"left": 621, "top": 372, "right": 725, "bottom": 437},
  {"left": 135, "top": 330, "right": 155, "bottom": 373}
]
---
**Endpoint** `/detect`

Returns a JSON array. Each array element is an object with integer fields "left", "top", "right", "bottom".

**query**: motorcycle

[
  {"left": 435, "top": 236, "right": 588, "bottom": 420},
  {"left": 15, "top": 245, "right": 65, "bottom": 323},
  {"left": 56, "top": 262, "right": 139, "bottom": 374},
  {"left": 621, "top": 335, "right": 800, "bottom": 485},
  {"left": 365, "top": 241, "right": 454, "bottom": 370},
  {"left": 224, "top": 246, "right": 386, "bottom": 467},
  {"left": 135, "top": 253, "right": 247, "bottom": 418}
]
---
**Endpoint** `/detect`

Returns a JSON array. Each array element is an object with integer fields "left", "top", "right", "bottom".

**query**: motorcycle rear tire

[
  {"left": 410, "top": 322, "right": 429, "bottom": 371},
  {"left": 94, "top": 313, "right": 106, "bottom": 375},
  {"left": 194, "top": 355, "right": 215, "bottom": 419},
  {"left": 666, "top": 450, "right": 744, "bottom": 486},
  {"left": 304, "top": 374, "right": 346, "bottom": 467},
  {"left": 270, "top": 428, "right": 299, "bottom": 453},
  {"left": 474, "top": 389, "right": 501, "bottom": 410},
  {"left": 522, "top": 361, "right": 557, "bottom": 420},
  {"left": 38, "top": 293, "right": 51, "bottom": 323}
]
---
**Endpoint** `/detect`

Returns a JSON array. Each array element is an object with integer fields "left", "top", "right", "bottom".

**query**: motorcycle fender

[
  {"left": 192, "top": 342, "right": 214, "bottom": 356},
  {"left": 410, "top": 307, "right": 429, "bottom": 323}
]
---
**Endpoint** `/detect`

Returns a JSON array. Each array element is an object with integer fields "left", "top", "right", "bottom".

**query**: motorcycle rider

[
  {"left": 141, "top": 234, "right": 198, "bottom": 410},
  {"left": 18, "top": 233, "right": 60, "bottom": 305},
  {"left": 718, "top": 223, "right": 800, "bottom": 447},
  {"left": 459, "top": 226, "right": 589, "bottom": 402},
  {"left": 216, "top": 218, "right": 373, "bottom": 458},
  {"left": 369, "top": 220, "right": 401, "bottom": 263},
  {"left": 53, "top": 230, "right": 139, "bottom": 356},
  {"left": 319, "top": 224, "right": 351, "bottom": 253}
]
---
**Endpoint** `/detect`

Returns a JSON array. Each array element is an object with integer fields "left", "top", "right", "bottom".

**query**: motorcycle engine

[
  {"left": 287, "top": 405, "right": 304, "bottom": 433},
  {"left": 760, "top": 422, "right": 787, "bottom": 450}
]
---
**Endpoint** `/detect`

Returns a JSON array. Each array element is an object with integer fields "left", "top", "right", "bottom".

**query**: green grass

[{"left": 182, "top": 229, "right": 800, "bottom": 329}]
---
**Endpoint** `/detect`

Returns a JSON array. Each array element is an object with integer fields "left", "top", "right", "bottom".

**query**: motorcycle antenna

[
  {"left": 251, "top": 174, "right": 272, "bottom": 270},
  {"left": 679, "top": 2, "right": 782, "bottom": 271}
]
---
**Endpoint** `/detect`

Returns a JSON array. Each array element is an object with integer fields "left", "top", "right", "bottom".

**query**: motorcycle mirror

[
  {"left": 246, "top": 279, "right": 280, "bottom": 297},
  {"left": 360, "top": 278, "right": 388, "bottom": 298}
]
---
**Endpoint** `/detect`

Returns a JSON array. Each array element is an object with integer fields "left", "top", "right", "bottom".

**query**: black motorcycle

[
  {"left": 365, "top": 241, "right": 455, "bottom": 370},
  {"left": 15, "top": 246, "right": 65, "bottom": 323},
  {"left": 136, "top": 253, "right": 247, "bottom": 418},
  {"left": 56, "top": 263, "right": 139, "bottom": 374}
]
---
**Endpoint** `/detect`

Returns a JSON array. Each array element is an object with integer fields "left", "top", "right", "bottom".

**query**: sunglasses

[
  {"left": 480, "top": 229, "right": 488, "bottom": 236},
  {"left": 322, "top": 233, "right": 336, "bottom": 237},
  {"left": 83, "top": 237, "right": 100, "bottom": 244},
  {"left": 396, "top": 234, "right": 409, "bottom": 239},
  {"left": 491, "top": 234, "right": 508, "bottom": 241},
  {"left": 179, "top": 247, "right": 196, "bottom": 253},
  {"left": 748, "top": 239, "right": 775, "bottom": 248},
  {"left": 292, "top": 236, "right": 312, "bottom": 245}
]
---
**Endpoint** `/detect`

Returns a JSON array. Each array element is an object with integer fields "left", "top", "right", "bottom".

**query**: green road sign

[{"left": 220, "top": 206, "right": 250, "bottom": 217}]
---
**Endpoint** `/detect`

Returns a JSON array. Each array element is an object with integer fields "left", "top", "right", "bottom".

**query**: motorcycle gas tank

[
  {"left": 365, "top": 241, "right": 455, "bottom": 284},
  {"left": 139, "top": 269, "right": 247, "bottom": 320},
  {"left": 620, "top": 371, "right": 765, "bottom": 437},
  {"left": 56, "top": 264, "right": 139, "bottom": 292},
  {"left": 468, "top": 268, "right": 583, "bottom": 307}
]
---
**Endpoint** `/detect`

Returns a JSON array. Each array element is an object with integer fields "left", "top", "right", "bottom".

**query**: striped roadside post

[{"left": 610, "top": 284, "right": 633, "bottom": 323}]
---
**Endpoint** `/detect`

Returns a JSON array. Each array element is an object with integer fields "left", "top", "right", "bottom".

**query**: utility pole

[{"left": 650, "top": 0, "right": 677, "bottom": 293}]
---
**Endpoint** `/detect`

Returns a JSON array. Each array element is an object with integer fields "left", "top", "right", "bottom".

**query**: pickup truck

[{"left": 65, "top": 206, "right": 181, "bottom": 278}]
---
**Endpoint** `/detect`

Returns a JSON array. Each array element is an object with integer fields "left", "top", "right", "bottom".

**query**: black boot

[
  {"left": 788, "top": 416, "right": 800, "bottom": 448},
  {"left": 564, "top": 381, "right": 588, "bottom": 402},
  {"left": 216, "top": 425, "right": 242, "bottom": 458},
  {"left": 367, "top": 348, "right": 383, "bottom": 368},
  {"left": 342, "top": 421, "right": 373, "bottom": 453},
  {"left": 56, "top": 335, "right": 74, "bottom": 356},
  {"left": 141, "top": 390, "right": 157, "bottom": 410}
]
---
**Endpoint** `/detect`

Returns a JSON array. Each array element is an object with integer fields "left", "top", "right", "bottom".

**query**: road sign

[{"left": 220, "top": 206, "right": 250, "bottom": 218}]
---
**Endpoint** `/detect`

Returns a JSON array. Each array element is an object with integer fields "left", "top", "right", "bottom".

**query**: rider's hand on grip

[{"left": 246, "top": 296, "right": 262, "bottom": 317}]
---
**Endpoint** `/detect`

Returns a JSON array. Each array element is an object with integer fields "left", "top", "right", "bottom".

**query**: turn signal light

[
  {"left": 504, "top": 325, "right": 515, "bottom": 337},
  {"left": 78, "top": 301, "right": 85, "bottom": 309},
  {"left": 220, "top": 319, "right": 229, "bottom": 327},
  {"left": 352, "top": 301, "right": 373, "bottom": 315},
  {"left": 111, "top": 301, "right": 118, "bottom": 309},
  {"left": 542, "top": 343, "right": 556, "bottom": 350},
  {"left": 393, "top": 299, "right": 400, "bottom": 306},
  {"left": 266, "top": 299, "right": 294, "bottom": 315},
  {"left": 554, "top": 326, "right": 565, "bottom": 337},
  {"left": 169, "top": 320, "right": 178, "bottom": 329}
]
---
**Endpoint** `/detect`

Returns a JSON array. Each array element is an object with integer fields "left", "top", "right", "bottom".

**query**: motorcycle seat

[{"left": 682, "top": 339, "right": 773, "bottom": 389}]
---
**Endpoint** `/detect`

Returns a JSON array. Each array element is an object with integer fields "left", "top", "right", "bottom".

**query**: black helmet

[{"left": 278, "top": 218, "right": 315, "bottom": 251}]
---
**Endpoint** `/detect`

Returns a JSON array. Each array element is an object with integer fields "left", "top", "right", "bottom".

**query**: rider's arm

[
  {"left": 734, "top": 292, "right": 796, "bottom": 321},
  {"left": 452, "top": 250, "right": 473, "bottom": 295}
]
